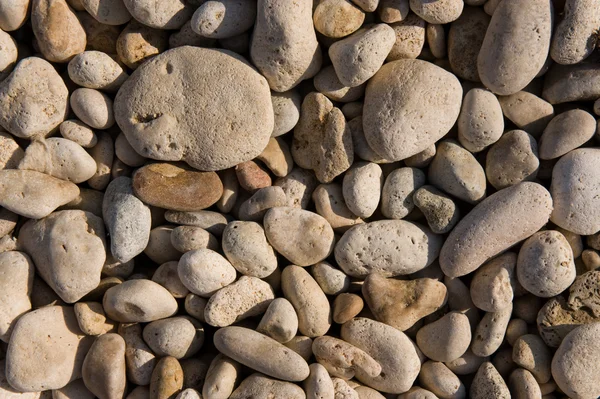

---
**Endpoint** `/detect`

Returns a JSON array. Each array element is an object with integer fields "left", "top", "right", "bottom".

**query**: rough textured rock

[
  {"left": 230, "top": 373, "right": 306, "bottom": 399},
  {"left": 457, "top": 87, "right": 504, "bottom": 152},
  {"left": 0, "top": 251, "right": 34, "bottom": 342},
  {"left": 485, "top": 130, "right": 540, "bottom": 190},
  {"left": 470, "top": 362, "right": 511, "bottom": 399},
  {"left": 551, "top": 0, "right": 600, "bottom": 65}
]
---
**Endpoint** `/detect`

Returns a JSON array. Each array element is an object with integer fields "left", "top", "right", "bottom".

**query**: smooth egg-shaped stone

[
  {"left": 440, "top": 182, "right": 553, "bottom": 277},
  {"left": 103, "top": 279, "right": 178, "bottom": 323}
]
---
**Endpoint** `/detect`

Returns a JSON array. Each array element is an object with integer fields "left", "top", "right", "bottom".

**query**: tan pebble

[
  {"left": 509, "top": 368, "right": 542, "bottom": 399},
  {"left": 81, "top": 0, "right": 130, "bottom": 25},
  {"left": 0, "top": 251, "right": 33, "bottom": 342},
  {"left": 542, "top": 60, "right": 600, "bottom": 104},
  {"left": 274, "top": 168, "right": 318, "bottom": 209},
  {"left": 116, "top": 20, "right": 168, "bottom": 69},
  {"left": 118, "top": 323, "right": 156, "bottom": 386},
  {"left": 387, "top": 14, "right": 426, "bottom": 61},
  {"left": 487, "top": 129, "right": 540, "bottom": 189},
  {"left": 427, "top": 23, "right": 446, "bottom": 58},
  {"left": 567, "top": 270, "right": 600, "bottom": 316},
  {"left": 539, "top": 109, "right": 596, "bottom": 160},
  {"left": 470, "top": 252, "right": 517, "bottom": 312},
  {"left": 59, "top": 120, "right": 97, "bottom": 148},
  {"left": 177, "top": 249, "right": 236, "bottom": 297},
  {"left": 82, "top": 333, "right": 126, "bottom": 399},
  {"left": 343, "top": 162, "right": 383, "bottom": 219},
  {"left": 506, "top": 319, "right": 529, "bottom": 347},
  {"left": 52, "top": 379, "right": 94, "bottom": 399},
  {"left": 103, "top": 279, "right": 178, "bottom": 323},
  {"left": 342, "top": 102, "right": 363, "bottom": 121},
  {"left": 78, "top": 12, "right": 119, "bottom": 54},
  {"left": 313, "top": 183, "right": 363, "bottom": 233},
  {"left": 202, "top": 354, "right": 240, "bottom": 399},
  {"left": 362, "top": 274, "right": 447, "bottom": 330},
  {"left": 457, "top": 88, "right": 504, "bottom": 152},
  {"left": 171, "top": 226, "right": 218, "bottom": 254},
  {"left": 551, "top": 0, "right": 600, "bottom": 65},
  {"left": 471, "top": 304, "right": 513, "bottom": 357},
  {"left": 115, "top": 132, "right": 145, "bottom": 167},
  {"left": 230, "top": 373, "right": 305, "bottom": 399},
  {"left": 284, "top": 335, "right": 314, "bottom": 361},
  {"left": 74, "top": 302, "right": 114, "bottom": 336},
  {"left": 190, "top": 0, "right": 255, "bottom": 39},
  {"left": 416, "top": 311, "right": 472, "bottom": 362},
  {"left": 410, "top": 0, "right": 463, "bottom": 24},
  {"left": 313, "top": 0, "right": 365, "bottom": 38},
  {"left": 314, "top": 66, "right": 366, "bottom": 103},
  {"left": 87, "top": 132, "right": 113, "bottom": 190},
  {"left": 237, "top": 186, "right": 287, "bottom": 222},
  {"left": 150, "top": 356, "right": 184, "bottom": 399},
  {"left": 305, "top": 363, "right": 334, "bottom": 399},
  {"left": 379, "top": 0, "right": 409, "bottom": 23},
  {"left": 184, "top": 294, "right": 207, "bottom": 323},
  {"left": 122, "top": 0, "right": 193, "bottom": 29},
  {"left": 68, "top": 50, "right": 128, "bottom": 92},
  {"left": 312, "top": 261, "right": 350, "bottom": 296},
  {"left": 0, "top": 0, "right": 29, "bottom": 31},
  {"left": 445, "top": 349, "right": 488, "bottom": 375},
  {"left": 448, "top": 6, "right": 490, "bottom": 82},
  {"left": 204, "top": 276, "right": 274, "bottom": 327},
  {"left": 256, "top": 137, "right": 293, "bottom": 178},
  {"left": 512, "top": 335, "right": 551, "bottom": 383},
  {"left": 235, "top": 161, "right": 271, "bottom": 192},
  {"left": 222, "top": 221, "right": 277, "bottom": 278},
  {"left": 413, "top": 185, "right": 460, "bottom": 235},
  {"left": 144, "top": 226, "right": 181, "bottom": 265},
  {"left": 126, "top": 386, "right": 150, "bottom": 399},
  {"left": 349, "top": 117, "right": 390, "bottom": 164},
  {"left": 70, "top": 88, "right": 115, "bottom": 130},
  {"left": 498, "top": 92, "right": 554, "bottom": 138},
  {"left": 257, "top": 298, "right": 298, "bottom": 343},
  {"left": 419, "top": 361, "right": 466, "bottom": 399},
  {"left": 152, "top": 261, "right": 189, "bottom": 299},
  {"left": 271, "top": 90, "right": 302, "bottom": 136},
  {"left": 216, "top": 169, "right": 239, "bottom": 213},
  {"left": 333, "top": 293, "right": 364, "bottom": 324},
  {"left": 143, "top": 316, "right": 203, "bottom": 359},
  {"left": 312, "top": 335, "right": 382, "bottom": 380},
  {"left": 398, "top": 386, "right": 438, "bottom": 399},
  {"left": 165, "top": 210, "right": 230, "bottom": 236},
  {"left": 471, "top": 362, "right": 510, "bottom": 399},
  {"left": 582, "top": 250, "right": 600, "bottom": 271}
]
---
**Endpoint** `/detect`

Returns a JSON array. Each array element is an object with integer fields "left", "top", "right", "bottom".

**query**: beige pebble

[
  {"left": 122, "top": 0, "right": 193, "bottom": 29},
  {"left": 152, "top": 261, "right": 189, "bottom": 299},
  {"left": 305, "top": 363, "right": 334, "bottom": 399},
  {"left": 542, "top": 62, "right": 600, "bottom": 104},
  {"left": 204, "top": 276, "right": 274, "bottom": 327},
  {"left": 379, "top": 0, "right": 409, "bottom": 23},
  {"left": 82, "top": 333, "right": 126, "bottom": 399},
  {"left": 447, "top": 6, "right": 489, "bottom": 82},
  {"left": 144, "top": 226, "right": 181, "bottom": 265},
  {"left": 222, "top": 221, "right": 277, "bottom": 278},
  {"left": 73, "top": 302, "right": 114, "bottom": 336},
  {"left": 202, "top": 354, "right": 240, "bottom": 399},
  {"left": 457, "top": 88, "right": 504, "bottom": 152},
  {"left": 539, "top": 109, "right": 596, "bottom": 160},
  {"left": 284, "top": 336, "right": 313, "bottom": 361},
  {"left": 274, "top": 168, "right": 318, "bottom": 209},
  {"left": 184, "top": 294, "right": 207, "bottom": 323},
  {"left": 0, "top": 133, "right": 23, "bottom": 170},
  {"left": 486, "top": 130, "right": 539, "bottom": 190},
  {"left": 165, "top": 210, "right": 230, "bottom": 236},
  {"left": 470, "top": 362, "right": 510, "bottom": 399},
  {"left": 115, "top": 133, "right": 145, "bottom": 167},
  {"left": 509, "top": 368, "right": 542, "bottom": 399},
  {"left": 150, "top": 356, "right": 184, "bottom": 399},
  {"left": 470, "top": 252, "right": 517, "bottom": 312},
  {"left": 0, "top": 30, "right": 17, "bottom": 81},
  {"left": 517, "top": 230, "right": 575, "bottom": 298},
  {"left": 78, "top": 12, "right": 119, "bottom": 54},
  {"left": 312, "top": 335, "right": 382, "bottom": 380},
  {"left": 59, "top": 120, "right": 97, "bottom": 148},
  {"left": 413, "top": 185, "right": 460, "bottom": 234},
  {"left": 32, "top": 0, "right": 86, "bottom": 63},
  {"left": 314, "top": 0, "right": 365, "bottom": 38},
  {"left": 171, "top": 226, "right": 218, "bottom": 254},
  {"left": 292, "top": 92, "right": 353, "bottom": 183},
  {"left": 335, "top": 220, "right": 443, "bottom": 278},
  {"left": 581, "top": 250, "right": 600, "bottom": 271},
  {"left": 419, "top": 361, "right": 466, "bottom": 399},
  {"left": 256, "top": 137, "right": 293, "bottom": 178},
  {"left": 512, "top": 334, "right": 551, "bottom": 383},
  {"left": 387, "top": 14, "right": 428, "bottom": 60},
  {"left": 282, "top": 265, "right": 331, "bottom": 338},
  {"left": 116, "top": 20, "right": 168, "bottom": 69},
  {"left": 5, "top": 306, "right": 93, "bottom": 391},
  {"left": 143, "top": 316, "right": 203, "bottom": 359},
  {"left": 103, "top": 279, "right": 178, "bottom": 323},
  {"left": 440, "top": 182, "right": 553, "bottom": 277},
  {"left": 445, "top": 349, "right": 488, "bottom": 375},
  {"left": 0, "top": 0, "right": 29, "bottom": 31},
  {"left": 498, "top": 92, "right": 554, "bottom": 138},
  {"left": 118, "top": 323, "right": 156, "bottom": 386},
  {"left": 343, "top": 162, "right": 383, "bottom": 219},
  {"left": 216, "top": 169, "right": 239, "bottom": 213},
  {"left": 214, "top": 326, "right": 310, "bottom": 381},
  {"left": 410, "top": 0, "right": 462, "bottom": 24},
  {"left": 417, "top": 311, "right": 472, "bottom": 362},
  {"left": 568, "top": 271, "right": 600, "bottom": 316},
  {"left": 230, "top": 373, "right": 305, "bottom": 399},
  {"left": 348, "top": 117, "right": 390, "bottom": 164},
  {"left": 0, "top": 251, "right": 33, "bottom": 342},
  {"left": 314, "top": 66, "right": 366, "bottom": 103},
  {"left": 551, "top": 0, "right": 600, "bottom": 65},
  {"left": 70, "top": 88, "right": 114, "bottom": 130},
  {"left": 405, "top": 144, "right": 436, "bottom": 168},
  {"left": 471, "top": 304, "right": 513, "bottom": 357},
  {"left": 0, "top": 57, "right": 69, "bottom": 138},
  {"left": 52, "top": 379, "right": 95, "bottom": 399},
  {"left": 237, "top": 186, "right": 287, "bottom": 222},
  {"left": 398, "top": 386, "right": 438, "bottom": 399},
  {"left": 270, "top": 90, "right": 301, "bottom": 137},
  {"left": 251, "top": 0, "right": 321, "bottom": 92},
  {"left": 427, "top": 23, "right": 446, "bottom": 58},
  {"left": 478, "top": 0, "right": 552, "bottom": 95},
  {"left": 333, "top": 293, "right": 364, "bottom": 324},
  {"left": 177, "top": 249, "right": 236, "bottom": 297},
  {"left": 363, "top": 59, "right": 462, "bottom": 162},
  {"left": 257, "top": 297, "right": 298, "bottom": 343},
  {"left": 363, "top": 274, "right": 447, "bottom": 331},
  {"left": 87, "top": 132, "right": 113, "bottom": 190},
  {"left": 190, "top": 0, "right": 256, "bottom": 39},
  {"left": 312, "top": 261, "right": 350, "bottom": 296},
  {"left": 313, "top": 183, "right": 363, "bottom": 233}
]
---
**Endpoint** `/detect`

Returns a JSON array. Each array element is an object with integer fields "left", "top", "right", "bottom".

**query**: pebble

[
  {"left": 143, "top": 316, "right": 203, "bottom": 359},
  {"left": 470, "top": 252, "right": 516, "bottom": 312},
  {"left": 363, "top": 59, "right": 462, "bottom": 161},
  {"left": 285, "top": 336, "right": 314, "bottom": 362},
  {"left": 312, "top": 336, "right": 381, "bottom": 380},
  {"left": 381, "top": 167, "right": 426, "bottom": 219},
  {"left": 0, "top": 30, "right": 17, "bottom": 81},
  {"left": 103, "top": 279, "right": 178, "bottom": 323},
  {"left": 542, "top": 61, "right": 600, "bottom": 104},
  {"left": 122, "top": 0, "right": 193, "bottom": 29},
  {"left": 305, "top": 363, "right": 334, "bottom": 399},
  {"left": 581, "top": 250, "right": 600, "bottom": 272},
  {"left": 0, "top": 57, "right": 69, "bottom": 138},
  {"left": 166, "top": 210, "right": 230, "bottom": 237},
  {"left": 53, "top": 379, "right": 94, "bottom": 399},
  {"left": 416, "top": 311, "right": 471, "bottom": 362},
  {"left": 0, "top": 252, "right": 33, "bottom": 342},
  {"left": 202, "top": 354, "right": 240, "bottom": 399},
  {"left": 517, "top": 230, "right": 576, "bottom": 298},
  {"left": 235, "top": 160, "right": 271, "bottom": 192},
  {"left": 333, "top": 378, "right": 359, "bottom": 398},
  {"left": 264, "top": 207, "right": 334, "bottom": 266},
  {"left": 270, "top": 90, "right": 302, "bottom": 137},
  {"left": 313, "top": 183, "right": 363, "bottom": 232},
  {"left": 292, "top": 92, "right": 353, "bottom": 183},
  {"left": 116, "top": 21, "right": 168, "bottom": 69},
  {"left": 539, "top": 109, "right": 597, "bottom": 160},
  {"left": 214, "top": 326, "right": 310, "bottom": 381},
  {"left": 413, "top": 185, "right": 460, "bottom": 234},
  {"left": 59, "top": 120, "right": 97, "bottom": 148},
  {"left": 498, "top": 91, "right": 554, "bottom": 138},
  {"left": 177, "top": 248, "right": 236, "bottom": 297},
  {"left": 78, "top": 12, "right": 120, "bottom": 54},
  {"left": 418, "top": 361, "right": 466, "bottom": 398},
  {"left": 313, "top": 66, "right": 366, "bottom": 103},
  {"left": 73, "top": 301, "right": 114, "bottom": 336},
  {"left": 470, "top": 362, "right": 511, "bottom": 399},
  {"left": 31, "top": 0, "right": 86, "bottom": 63},
  {"left": 440, "top": 182, "right": 553, "bottom": 277},
  {"left": 18, "top": 137, "right": 96, "bottom": 184},
  {"left": 512, "top": 334, "right": 552, "bottom": 383},
  {"left": 222, "top": 221, "right": 278, "bottom": 278},
  {"left": 256, "top": 137, "right": 293, "bottom": 177},
  {"left": 114, "top": 133, "right": 145, "bottom": 167},
  {"left": 487, "top": 130, "right": 540, "bottom": 190},
  {"left": 0, "top": 0, "right": 29, "bottom": 31},
  {"left": 82, "top": 333, "right": 127, "bottom": 399},
  {"left": 237, "top": 186, "right": 287, "bottom": 222},
  {"left": 216, "top": 169, "right": 239, "bottom": 213},
  {"left": 343, "top": 162, "right": 383, "bottom": 219},
  {"left": 118, "top": 323, "right": 156, "bottom": 386},
  {"left": 471, "top": 304, "right": 513, "bottom": 357},
  {"left": 103, "top": 177, "right": 151, "bottom": 263},
  {"left": 429, "top": 140, "right": 487, "bottom": 203},
  {"left": 250, "top": 0, "right": 321, "bottom": 92},
  {"left": 333, "top": 293, "right": 364, "bottom": 324},
  {"left": 230, "top": 373, "right": 305, "bottom": 399},
  {"left": 152, "top": 261, "right": 189, "bottom": 298},
  {"left": 257, "top": 298, "right": 298, "bottom": 343},
  {"left": 379, "top": 0, "right": 409, "bottom": 23},
  {"left": 144, "top": 226, "right": 181, "bottom": 265},
  {"left": 204, "top": 276, "right": 274, "bottom": 327},
  {"left": 5, "top": 306, "right": 93, "bottom": 391},
  {"left": 362, "top": 274, "right": 447, "bottom": 331},
  {"left": 115, "top": 47, "right": 273, "bottom": 171},
  {"left": 445, "top": 349, "right": 488, "bottom": 375},
  {"left": 312, "top": 262, "right": 351, "bottom": 296},
  {"left": 19, "top": 210, "right": 106, "bottom": 303},
  {"left": 457, "top": 88, "right": 504, "bottom": 152},
  {"left": 191, "top": 0, "right": 256, "bottom": 39},
  {"left": 550, "top": 148, "right": 600, "bottom": 235},
  {"left": 0, "top": 133, "right": 23, "bottom": 170},
  {"left": 81, "top": 0, "right": 131, "bottom": 25},
  {"left": 568, "top": 271, "right": 600, "bottom": 316},
  {"left": 329, "top": 24, "right": 396, "bottom": 87},
  {"left": 87, "top": 132, "right": 113, "bottom": 190},
  {"left": 274, "top": 168, "right": 318, "bottom": 209},
  {"left": 341, "top": 318, "right": 421, "bottom": 393},
  {"left": 426, "top": 23, "right": 446, "bottom": 59},
  {"left": 335, "top": 220, "right": 443, "bottom": 278},
  {"left": 313, "top": 0, "right": 365, "bottom": 38},
  {"left": 477, "top": 0, "right": 552, "bottom": 95},
  {"left": 150, "top": 356, "right": 184, "bottom": 399},
  {"left": 551, "top": 323, "right": 600, "bottom": 398},
  {"left": 550, "top": 0, "right": 600, "bottom": 65},
  {"left": 410, "top": 0, "right": 463, "bottom": 24},
  {"left": 508, "top": 368, "right": 542, "bottom": 399}
]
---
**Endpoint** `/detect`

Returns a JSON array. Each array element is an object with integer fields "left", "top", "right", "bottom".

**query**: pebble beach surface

[{"left": 1, "top": 0, "right": 600, "bottom": 398}]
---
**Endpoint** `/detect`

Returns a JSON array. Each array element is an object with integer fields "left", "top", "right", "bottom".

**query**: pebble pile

[{"left": 1, "top": 0, "right": 600, "bottom": 398}]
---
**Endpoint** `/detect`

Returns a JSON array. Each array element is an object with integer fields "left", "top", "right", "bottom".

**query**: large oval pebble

[{"left": 103, "top": 279, "right": 178, "bottom": 322}]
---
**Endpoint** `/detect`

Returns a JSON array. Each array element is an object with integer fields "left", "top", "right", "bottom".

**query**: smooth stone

[
  {"left": 250, "top": 0, "right": 321, "bottom": 91},
  {"left": 512, "top": 334, "right": 551, "bottom": 383},
  {"left": 31, "top": 0, "right": 86, "bottom": 63},
  {"left": 235, "top": 160, "right": 271, "bottom": 193},
  {"left": 184, "top": 294, "right": 207, "bottom": 323},
  {"left": 222, "top": 221, "right": 278, "bottom": 278},
  {"left": 270, "top": 90, "right": 301, "bottom": 137},
  {"left": 264, "top": 207, "right": 334, "bottom": 267},
  {"left": 0, "top": 251, "right": 33, "bottom": 342},
  {"left": 343, "top": 162, "right": 383, "bottom": 219},
  {"left": 418, "top": 361, "right": 466, "bottom": 398},
  {"left": 448, "top": 6, "right": 490, "bottom": 82},
  {"left": 165, "top": 210, "right": 230, "bottom": 236},
  {"left": 126, "top": 386, "right": 150, "bottom": 399},
  {"left": 116, "top": 20, "right": 168, "bottom": 69},
  {"left": 216, "top": 168, "right": 238, "bottom": 213},
  {"left": 349, "top": 116, "right": 391, "bottom": 164},
  {"left": 87, "top": 132, "right": 113, "bottom": 190},
  {"left": 0, "top": 0, "right": 29, "bottom": 31},
  {"left": 291, "top": 92, "right": 353, "bottom": 183},
  {"left": 477, "top": 0, "right": 552, "bottom": 95},
  {"left": 190, "top": 0, "right": 256, "bottom": 39},
  {"left": 114, "top": 47, "right": 273, "bottom": 171},
  {"left": 177, "top": 249, "right": 236, "bottom": 297},
  {"left": 457, "top": 88, "right": 504, "bottom": 152},
  {"left": 416, "top": 311, "right": 471, "bottom": 363},
  {"left": 152, "top": 261, "right": 188, "bottom": 298},
  {"left": 171, "top": 226, "right": 218, "bottom": 256},
  {"left": 71, "top": 89, "right": 115, "bottom": 131},
  {"left": 445, "top": 349, "right": 489, "bottom": 375},
  {"left": 237, "top": 186, "right": 287, "bottom": 222},
  {"left": 52, "top": 379, "right": 94, "bottom": 399},
  {"left": 118, "top": 323, "right": 156, "bottom": 386},
  {"left": 202, "top": 354, "right": 240, "bottom": 399},
  {"left": 312, "top": 183, "right": 363, "bottom": 233},
  {"left": 409, "top": 0, "right": 463, "bottom": 24},
  {"left": 19, "top": 210, "right": 106, "bottom": 303},
  {"left": 204, "top": 276, "right": 274, "bottom": 327},
  {"left": 0, "top": 29, "right": 17, "bottom": 81},
  {"left": 313, "top": 0, "right": 364, "bottom": 38},
  {"left": 59, "top": 120, "right": 97, "bottom": 148},
  {"left": 362, "top": 274, "right": 447, "bottom": 331},
  {"left": 82, "top": 333, "right": 126, "bottom": 399},
  {"left": 82, "top": 0, "right": 131, "bottom": 25},
  {"left": 103, "top": 177, "right": 151, "bottom": 263},
  {"left": 426, "top": 23, "right": 446, "bottom": 59},
  {"left": 143, "top": 316, "right": 204, "bottom": 359},
  {"left": 5, "top": 306, "right": 93, "bottom": 391},
  {"left": 257, "top": 297, "right": 298, "bottom": 343},
  {"left": 114, "top": 132, "right": 145, "bottom": 167},
  {"left": 312, "top": 261, "right": 350, "bottom": 296},
  {"left": 498, "top": 91, "right": 554, "bottom": 138},
  {"left": 18, "top": 137, "right": 96, "bottom": 183},
  {"left": 68, "top": 51, "right": 128, "bottom": 92},
  {"left": 0, "top": 57, "right": 69, "bottom": 138},
  {"left": 470, "top": 362, "right": 511, "bottom": 399},
  {"left": 78, "top": 12, "right": 120, "bottom": 54},
  {"left": 103, "top": 279, "right": 178, "bottom": 323},
  {"left": 486, "top": 130, "right": 539, "bottom": 189},
  {"left": 471, "top": 304, "right": 513, "bottom": 357},
  {"left": 256, "top": 137, "right": 293, "bottom": 177},
  {"left": 470, "top": 252, "right": 517, "bottom": 312},
  {"left": 363, "top": 59, "right": 462, "bottom": 161},
  {"left": 381, "top": 167, "right": 426, "bottom": 219},
  {"left": 229, "top": 373, "right": 306, "bottom": 399},
  {"left": 550, "top": 148, "right": 600, "bottom": 235},
  {"left": 542, "top": 62, "right": 600, "bottom": 104},
  {"left": 379, "top": 0, "right": 409, "bottom": 22},
  {"left": 333, "top": 293, "right": 364, "bottom": 324},
  {"left": 539, "top": 109, "right": 596, "bottom": 160},
  {"left": 313, "top": 66, "right": 366, "bottom": 103},
  {"left": 149, "top": 356, "right": 184, "bottom": 399},
  {"left": 214, "top": 326, "right": 310, "bottom": 382},
  {"left": 341, "top": 318, "right": 421, "bottom": 393},
  {"left": 413, "top": 185, "right": 460, "bottom": 234},
  {"left": 122, "top": 0, "right": 193, "bottom": 29},
  {"left": 440, "top": 182, "right": 553, "bottom": 277},
  {"left": 305, "top": 363, "right": 334, "bottom": 399},
  {"left": 143, "top": 225, "right": 180, "bottom": 265},
  {"left": 335, "top": 220, "right": 443, "bottom": 278}
]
